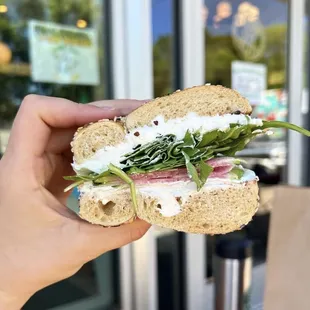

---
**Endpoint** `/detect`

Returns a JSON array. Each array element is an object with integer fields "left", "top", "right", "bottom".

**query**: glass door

[
  {"left": 152, "top": 2, "right": 185, "bottom": 309},
  {"left": 203, "top": 0, "right": 289, "bottom": 306}
]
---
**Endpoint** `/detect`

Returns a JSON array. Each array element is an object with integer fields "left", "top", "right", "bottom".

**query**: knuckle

[{"left": 21, "top": 94, "right": 42, "bottom": 110}]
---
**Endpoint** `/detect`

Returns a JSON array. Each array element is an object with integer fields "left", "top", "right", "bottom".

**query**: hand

[{"left": 0, "top": 95, "right": 151, "bottom": 309}]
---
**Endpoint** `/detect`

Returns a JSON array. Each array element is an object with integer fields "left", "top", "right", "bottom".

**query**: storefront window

[
  {"left": 204, "top": 0, "right": 289, "bottom": 278},
  {"left": 152, "top": 0, "right": 174, "bottom": 97},
  {"left": 0, "top": 1, "right": 118, "bottom": 309},
  {"left": 204, "top": 0, "right": 287, "bottom": 89},
  {"left": 204, "top": 1, "right": 288, "bottom": 139},
  {"left": 0, "top": 0, "right": 106, "bottom": 155}
]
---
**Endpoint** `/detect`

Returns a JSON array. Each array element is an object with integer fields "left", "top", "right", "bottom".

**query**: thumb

[{"left": 77, "top": 219, "right": 151, "bottom": 261}]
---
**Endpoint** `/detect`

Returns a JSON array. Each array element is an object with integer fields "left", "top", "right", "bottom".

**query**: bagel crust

[
  {"left": 78, "top": 180, "right": 259, "bottom": 235},
  {"left": 126, "top": 85, "right": 252, "bottom": 130}
]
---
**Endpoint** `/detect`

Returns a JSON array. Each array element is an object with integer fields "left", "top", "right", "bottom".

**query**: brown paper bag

[{"left": 264, "top": 185, "right": 310, "bottom": 310}]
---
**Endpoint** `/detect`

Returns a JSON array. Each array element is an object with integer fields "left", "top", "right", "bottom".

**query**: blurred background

[{"left": 0, "top": 0, "right": 309, "bottom": 309}]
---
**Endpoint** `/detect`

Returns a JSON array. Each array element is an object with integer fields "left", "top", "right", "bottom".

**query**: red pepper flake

[
  {"left": 134, "top": 131, "right": 140, "bottom": 136},
  {"left": 153, "top": 120, "right": 159, "bottom": 126}
]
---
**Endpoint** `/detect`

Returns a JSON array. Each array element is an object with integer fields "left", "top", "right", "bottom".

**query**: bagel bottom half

[{"left": 77, "top": 180, "right": 259, "bottom": 235}]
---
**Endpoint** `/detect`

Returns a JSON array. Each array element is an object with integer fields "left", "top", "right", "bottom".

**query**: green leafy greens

[
  {"left": 107, "top": 164, "right": 138, "bottom": 213},
  {"left": 64, "top": 120, "right": 310, "bottom": 204}
]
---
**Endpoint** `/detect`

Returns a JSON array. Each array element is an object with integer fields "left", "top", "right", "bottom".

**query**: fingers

[
  {"left": 8, "top": 95, "right": 147, "bottom": 157},
  {"left": 46, "top": 99, "right": 149, "bottom": 155},
  {"left": 47, "top": 100, "right": 150, "bottom": 154},
  {"left": 79, "top": 219, "right": 151, "bottom": 260},
  {"left": 89, "top": 99, "right": 148, "bottom": 115}
]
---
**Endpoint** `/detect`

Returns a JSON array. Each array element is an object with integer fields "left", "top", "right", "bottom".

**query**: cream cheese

[
  {"left": 73, "top": 113, "right": 263, "bottom": 175},
  {"left": 79, "top": 169, "right": 258, "bottom": 218},
  {"left": 138, "top": 182, "right": 196, "bottom": 217}
]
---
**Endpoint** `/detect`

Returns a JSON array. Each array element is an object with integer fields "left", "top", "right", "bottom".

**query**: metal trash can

[{"left": 213, "top": 236, "right": 253, "bottom": 310}]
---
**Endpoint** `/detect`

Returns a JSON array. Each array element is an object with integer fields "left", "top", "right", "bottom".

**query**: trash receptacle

[{"left": 213, "top": 236, "right": 253, "bottom": 310}]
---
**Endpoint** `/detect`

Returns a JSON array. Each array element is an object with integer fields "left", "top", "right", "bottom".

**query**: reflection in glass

[
  {"left": 204, "top": 0, "right": 287, "bottom": 90},
  {"left": 1, "top": 1, "right": 117, "bottom": 309},
  {"left": 204, "top": 0, "right": 289, "bottom": 279},
  {"left": 0, "top": 0, "right": 105, "bottom": 136},
  {"left": 152, "top": 0, "right": 174, "bottom": 97}
]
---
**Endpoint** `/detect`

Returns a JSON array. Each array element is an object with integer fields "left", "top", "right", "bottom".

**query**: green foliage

[
  {"left": 152, "top": 24, "right": 289, "bottom": 96},
  {"left": 48, "top": 0, "right": 92, "bottom": 24},
  {"left": 153, "top": 35, "right": 173, "bottom": 97}
]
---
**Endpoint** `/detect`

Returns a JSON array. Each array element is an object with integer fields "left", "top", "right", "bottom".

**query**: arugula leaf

[
  {"left": 93, "top": 176, "right": 121, "bottom": 185},
  {"left": 199, "top": 160, "right": 214, "bottom": 185},
  {"left": 63, "top": 170, "right": 114, "bottom": 192},
  {"left": 108, "top": 164, "right": 138, "bottom": 213},
  {"left": 183, "top": 130, "right": 196, "bottom": 148},
  {"left": 64, "top": 175, "right": 85, "bottom": 181},
  {"left": 230, "top": 167, "right": 245, "bottom": 180},
  {"left": 64, "top": 165, "right": 138, "bottom": 214},
  {"left": 168, "top": 141, "right": 184, "bottom": 158},
  {"left": 127, "top": 167, "right": 147, "bottom": 174},
  {"left": 233, "top": 158, "right": 247, "bottom": 165},
  {"left": 182, "top": 148, "right": 201, "bottom": 157},
  {"left": 197, "top": 130, "right": 218, "bottom": 147},
  {"left": 64, "top": 180, "right": 84, "bottom": 192},
  {"left": 64, "top": 174, "right": 96, "bottom": 182},
  {"left": 218, "top": 126, "right": 244, "bottom": 142},
  {"left": 182, "top": 152, "right": 214, "bottom": 190},
  {"left": 182, "top": 151, "right": 202, "bottom": 190},
  {"left": 93, "top": 170, "right": 113, "bottom": 180},
  {"left": 221, "top": 136, "right": 252, "bottom": 156},
  {"left": 262, "top": 120, "right": 310, "bottom": 136},
  {"left": 212, "top": 146, "right": 231, "bottom": 153}
]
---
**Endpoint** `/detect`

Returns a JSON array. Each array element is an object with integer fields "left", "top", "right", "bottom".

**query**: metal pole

[
  {"left": 180, "top": 1, "right": 206, "bottom": 310},
  {"left": 303, "top": 1, "right": 310, "bottom": 186},
  {"left": 286, "top": 0, "right": 306, "bottom": 186},
  {"left": 214, "top": 237, "right": 253, "bottom": 310},
  {"left": 110, "top": 1, "right": 155, "bottom": 310}
]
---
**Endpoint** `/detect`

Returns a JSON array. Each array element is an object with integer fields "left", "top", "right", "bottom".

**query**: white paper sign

[
  {"left": 231, "top": 61, "right": 267, "bottom": 106},
  {"left": 28, "top": 20, "right": 100, "bottom": 85}
]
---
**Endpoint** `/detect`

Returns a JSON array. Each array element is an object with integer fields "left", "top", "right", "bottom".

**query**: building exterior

[{"left": 0, "top": 0, "right": 308, "bottom": 309}]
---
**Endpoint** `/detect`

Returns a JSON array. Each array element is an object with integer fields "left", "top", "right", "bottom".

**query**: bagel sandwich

[{"left": 64, "top": 85, "right": 310, "bottom": 234}]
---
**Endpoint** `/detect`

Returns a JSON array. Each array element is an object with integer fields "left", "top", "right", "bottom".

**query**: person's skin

[{"left": 0, "top": 95, "right": 151, "bottom": 309}]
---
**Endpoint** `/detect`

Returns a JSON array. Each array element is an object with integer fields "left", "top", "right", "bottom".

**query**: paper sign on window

[{"left": 28, "top": 20, "right": 100, "bottom": 86}]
